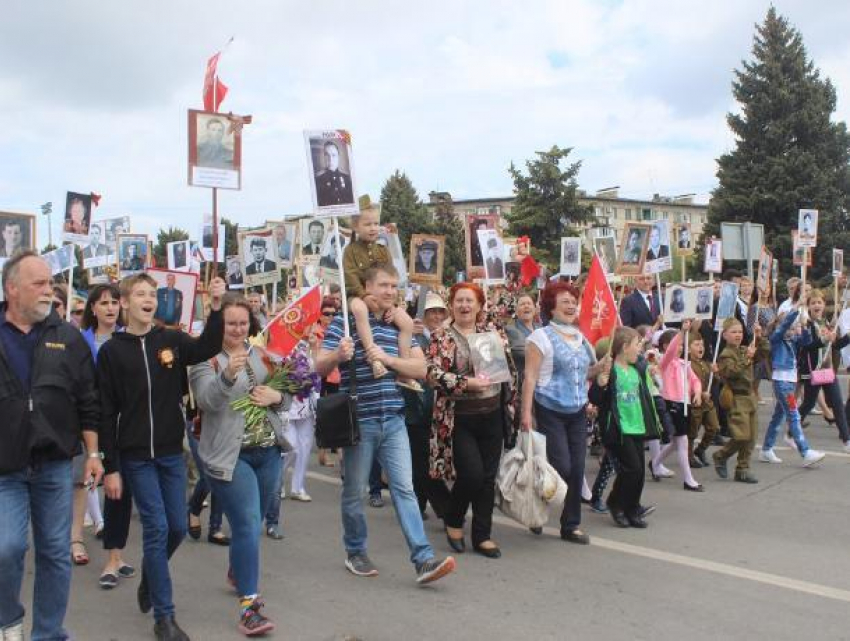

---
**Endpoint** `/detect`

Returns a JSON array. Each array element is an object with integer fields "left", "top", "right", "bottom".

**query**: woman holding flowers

[{"left": 190, "top": 294, "right": 317, "bottom": 636}]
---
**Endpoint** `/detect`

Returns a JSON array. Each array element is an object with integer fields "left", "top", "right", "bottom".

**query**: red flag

[
  {"left": 266, "top": 286, "right": 322, "bottom": 357},
  {"left": 202, "top": 52, "right": 228, "bottom": 112},
  {"left": 578, "top": 255, "right": 618, "bottom": 345}
]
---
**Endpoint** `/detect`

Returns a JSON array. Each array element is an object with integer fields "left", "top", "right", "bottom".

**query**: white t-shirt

[
  {"left": 777, "top": 298, "right": 795, "bottom": 316},
  {"left": 527, "top": 325, "right": 595, "bottom": 386}
]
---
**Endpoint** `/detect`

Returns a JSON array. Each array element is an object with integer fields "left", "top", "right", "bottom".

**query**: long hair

[
  {"left": 81, "top": 283, "right": 121, "bottom": 331},
  {"left": 221, "top": 293, "right": 262, "bottom": 337},
  {"left": 611, "top": 326, "right": 640, "bottom": 359}
]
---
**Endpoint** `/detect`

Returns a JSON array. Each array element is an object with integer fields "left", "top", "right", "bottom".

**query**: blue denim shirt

[
  {"left": 769, "top": 309, "right": 811, "bottom": 373},
  {"left": 533, "top": 326, "right": 593, "bottom": 414}
]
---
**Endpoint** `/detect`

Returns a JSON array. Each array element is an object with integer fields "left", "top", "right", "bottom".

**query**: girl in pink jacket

[{"left": 649, "top": 321, "right": 705, "bottom": 492}]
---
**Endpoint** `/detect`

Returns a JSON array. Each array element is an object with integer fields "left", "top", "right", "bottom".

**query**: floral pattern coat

[{"left": 426, "top": 318, "right": 519, "bottom": 481}]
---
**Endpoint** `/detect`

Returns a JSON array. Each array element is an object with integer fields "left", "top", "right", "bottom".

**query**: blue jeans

[
  {"left": 186, "top": 423, "right": 223, "bottom": 532},
  {"left": 210, "top": 447, "right": 281, "bottom": 598},
  {"left": 264, "top": 451, "right": 285, "bottom": 528},
  {"left": 763, "top": 380, "right": 809, "bottom": 454},
  {"left": 122, "top": 455, "right": 187, "bottom": 621},
  {"left": 341, "top": 413, "right": 433, "bottom": 565},
  {"left": 0, "top": 460, "right": 72, "bottom": 641}
]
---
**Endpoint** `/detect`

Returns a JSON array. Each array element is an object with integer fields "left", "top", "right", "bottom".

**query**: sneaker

[
  {"left": 734, "top": 470, "right": 759, "bottom": 484},
  {"left": 759, "top": 449, "right": 783, "bottom": 464},
  {"left": 415, "top": 556, "right": 456, "bottom": 585},
  {"left": 345, "top": 553, "right": 379, "bottom": 577},
  {"left": 712, "top": 452, "right": 728, "bottom": 479},
  {"left": 238, "top": 600, "right": 275, "bottom": 637},
  {"left": 589, "top": 498, "right": 609, "bottom": 514},
  {"left": 266, "top": 526, "right": 284, "bottom": 540},
  {"left": 844, "top": 441, "right": 850, "bottom": 454},
  {"left": 2, "top": 622, "right": 24, "bottom": 641},
  {"left": 99, "top": 572, "right": 119, "bottom": 589},
  {"left": 784, "top": 436, "right": 799, "bottom": 452},
  {"left": 289, "top": 491, "right": 312, "bottom": 502},
  {"left": 638, "top": 504, "right": 656, "bottom": 518},
  {"left": 368, "top": 495, "right": 384, "bottom": 508},
  {"left": 694, "top": 448, "right": 709, "bottom": 467},
  {"left": 802, "top": 449, "right": 826, "bottom": 467}
]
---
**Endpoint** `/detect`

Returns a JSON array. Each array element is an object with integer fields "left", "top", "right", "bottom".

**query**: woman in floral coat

[{"left": 426, "top": 283, "right": 518, "bottom": 559}]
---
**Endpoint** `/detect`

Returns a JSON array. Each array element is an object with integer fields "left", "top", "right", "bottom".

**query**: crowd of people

[{"left": 1, "top": 233, "right": 847, "bottom": 640}]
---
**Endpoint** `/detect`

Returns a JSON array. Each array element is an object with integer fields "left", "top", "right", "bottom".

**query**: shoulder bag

[{"left": 315, "top": 354, "right": 360, "bottom": 448}]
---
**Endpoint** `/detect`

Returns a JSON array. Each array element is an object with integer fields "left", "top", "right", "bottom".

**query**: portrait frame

[
  {"left": 187, "top": 109, "right": 242, "bottom": 190},
  {"left": 267, "top": 220, "right": 299, "bottom": 269},
  {"left": 225, "top": 255, "right": 244, "bottom": 290},
  {"left": 833, "top": 248, "right": 844, "bottom": 278},
  {"left": 62, "top": 192, "right": 93, "bottom": 244},
  {"left": 167, "top": 240, "right": 192, "bottom": 273},
  {"left": 674, "top": 222, "right": 694, "bottom": 257},
  {"left": 0, "top": 211, "right": 36, "bottom": 259},
  {"left": 238, "top": 228, "right": 280, "bottom": 288},
  {"left": 409, "top": 234, "right": 444, "bottom": 285},
  {"left": 477, "top": 229, "right": 505, "bottom": 285},
  {"left": 797, "top": 208, "right": 818, "bottom": 249},
  {"left": 147, "top": 268, "right": 198, "bottom": 331},
  {"left": 464, "top": 213, "right": 499, "bottom": 280},
  {"left": 116, "top": 234, "right": 149, "bottom": 279},
  {"left": 297, "top": 256, "right": 322, "bottom": 290},
  {"left": 560, "top": 237, "right": 582, "bottom": 277},
  {"left": 715, "top": 281, "right": 740, "bottom": 330},
  {"left": 43, "top": 245, "right": 78, "bottom": 276},
  {"left": 645, "top": 219, "right": 672, "bottom": 274},
  {"left": 318, "top": 225, "right": 349, "bottom": 273},
  {"left": 616, "top": 222, "right": 651, "bottom": 276},
  {"left": 693, "top": 283, "right": 714, "bottom": 321},
  {"left": 704, "top": 239, "right": 723, "bottom": 274},
  {"left": 299, "top": 218, "right": 329, "bottom": 258},
  {"left": 756, "top": 246, "right": 773, "bottom": 292},
  {"left": 200, "top": 215, "right": 226, "bottom": 263},
  {"left": 378, "top": 225, "right": 408, "bottom": 288},
  {"left": 467, "top": 331, "right": 511, "bottom": 384},
  {"left": 663, "top": 283, "right": 690, "bottom": 324},
  {"left": 100, "top": 216, "right": 131, "bottom": 249},
  {"left": 791, "top": 231, "right": 813, "bottom": 267},
  {"left": 593, "top": 235, "right": 617, "bottom": 276},
  {"left": 303, "top": 129, "right": 358, "bottom": 217}
]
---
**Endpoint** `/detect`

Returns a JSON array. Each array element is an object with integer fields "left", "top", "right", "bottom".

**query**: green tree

[
  {"left": 153, "top": 226, "right": 190, "bottom": 267},
  {"left": 506, "top": 146, "right": 593, "bottom": 268},
  {"left": 432, "top": 194, "right": 466, "bottom": 283},
  {"left": 703, "top": 7, "right": 850, "bottom": 286},
  {"left": 379, "top": 170, "right": 435, "bottom": 250}
]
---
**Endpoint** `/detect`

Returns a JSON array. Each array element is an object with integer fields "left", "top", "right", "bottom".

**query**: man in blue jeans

[
  {"left": 317, "top": 263, "right": 456, "bottom": 585},
  {"left": 0, "top": 252, "right": 103, "bottom": 641},
  {"left": 98, "top": 274, "right": 225, "bottom": 641}
]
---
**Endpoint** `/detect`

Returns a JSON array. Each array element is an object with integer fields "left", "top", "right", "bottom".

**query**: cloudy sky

[{"left": 2, "top": 0, "right": 850, "bottom": 245}]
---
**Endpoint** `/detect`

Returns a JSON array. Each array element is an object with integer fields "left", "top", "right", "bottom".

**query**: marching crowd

[{"left": 2, "top": 221, "right": 848, "bottom": 640}]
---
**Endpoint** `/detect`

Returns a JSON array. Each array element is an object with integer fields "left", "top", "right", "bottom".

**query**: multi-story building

[{"left": 426, "top": 187, "right": 709, "bottom": 248}]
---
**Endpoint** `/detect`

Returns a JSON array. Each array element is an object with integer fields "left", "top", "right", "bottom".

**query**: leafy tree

[
  {"left": 379, "top": 170, "right": 435, "bottom": 250},
  {"left": 506, "top": 146, "right": 593, "bottom": 268},
  {"left": 153, "top": 226, "right": 189, "bottom": 268},
  {"left": 432, "top": 194, "right": 466, "bottom": 283},
  {"left": 703, "top": 7, "right": 850, "bottom": 286}
]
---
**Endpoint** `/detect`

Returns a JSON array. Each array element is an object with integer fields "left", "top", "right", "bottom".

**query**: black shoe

[
  {"left": 689, "top": 457, "right": 704, "bottom": 469},
  {"left": 648, "top": 460, "right": 660, "bottom": 482},
  {"left": 734, "top": 471, "right": 759, "bottom": 484},
  {"left": 207, "top": 532, "right": 231, "bottom": 546},
  {"left": 694, "top": 448, "right": 709, "bottom": 467},
  {"left": 445, "top": 530, "right": 465, "bottom": 553},
  {"left": 609, "top": 510, "right": 629, "bottom": 528},
  {"left": 626, "top": 514, "right": 648, "bottom": 528},
  {"left": 473, "top": 543, "right": 502, "bottom": 558},
  {"left": 187, "top": 511, "right": 201, "bottom": 541},
  {"left": 153, "top": 616, "right": 190, "bottom": 641},
  {"left": 683, "top": 482, "right": 705, "bottom": 492},
  {"left": 560, "top": 529, "right": 590, "bottom": 545},
  {"left": 713, "top": 453, "right": 728, "bottom": 479},
  {"left": 529, "top": 526, "right": 543, "bottom": 535},
  {"left": 637, "top": 504, "right": 656, "bottom": 518},
  {"left": 137, "top": 575, "right": 152, "bottom": 614}
]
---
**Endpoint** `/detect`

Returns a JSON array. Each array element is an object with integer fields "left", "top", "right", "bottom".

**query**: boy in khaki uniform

[
  {"left": 712, "top": 318, "right": 767, "bottom": 483},
  {"left": 687, "top": 333, "right": 719, "bottom": 467}
]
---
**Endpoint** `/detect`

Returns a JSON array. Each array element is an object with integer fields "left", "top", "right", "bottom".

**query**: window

[
  {"left": 624, "top": 208, "right": 632, "bottom": 221},
  {"left": 611, "top": 208, "right": 618, "bottom": 220},
  {"left": 594, "top": 206, "right": 602, "bottom": 217},
  {"left": 642, "top": 208, "right": 652, "bottom": 221}
]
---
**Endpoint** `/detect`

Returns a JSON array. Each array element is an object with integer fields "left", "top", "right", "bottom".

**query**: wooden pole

[{"left": 333, "top": 217, "right": 350, "bottom": 337}]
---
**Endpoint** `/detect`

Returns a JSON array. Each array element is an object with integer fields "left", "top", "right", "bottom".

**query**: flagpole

[
  {"left": 65, "top": 264, "right": 73, "bottom": 323},
  {"left": 333, "top": 216, "right": 349, "bottom": 337}
]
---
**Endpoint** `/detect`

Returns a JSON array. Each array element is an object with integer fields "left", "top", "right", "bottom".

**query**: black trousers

[
  {"left": 606, "top": 435, "right": 645, "bottom": 518},
  {"left": 406, "top": 421, "right": 450, "bottom": 517},
  {"left": 444, "top": 409, "right": 503, "bottom": 546},
  {"left": 102, "top": 470, "right": 133, "bottom": 551}
]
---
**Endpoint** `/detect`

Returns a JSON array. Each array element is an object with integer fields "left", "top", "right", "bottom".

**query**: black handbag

[{"left": 315, "top": 355, "right": 359, "bottom": 448}]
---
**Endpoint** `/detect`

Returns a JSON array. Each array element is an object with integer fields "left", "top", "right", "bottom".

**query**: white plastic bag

[{"left": 495, "top": 431, "right": 567, "bottom": 529}]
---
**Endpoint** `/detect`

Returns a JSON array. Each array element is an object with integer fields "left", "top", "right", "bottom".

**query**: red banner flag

[
  {"left": 202, "top": 52, "right": 228, "bottom": 112},
  {"left": 578, "top": 254, "right": 618, "bottom": 345},
  {"left": 266, "top": 286, "right": 322, "bottom": 358}
]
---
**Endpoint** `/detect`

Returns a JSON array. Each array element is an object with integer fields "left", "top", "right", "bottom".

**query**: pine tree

[
  {"left": 703, "top": 7, "right": 850, "bottom": 285},
  {"left": 506, "top": 146, "right": 593, "bottom": 267},
  {"left": 432, "top": 196, "right": 466, "bottom": 283},
  {"left": 379, "top": 170, "right": 435, "bottom": 251}
]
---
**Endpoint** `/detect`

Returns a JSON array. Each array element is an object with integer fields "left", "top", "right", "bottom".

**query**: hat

[
  {"left": 419, "top": 240, "right": 438, "bottom": 252},
  {"left": 487, "top": 237, "right": 499, "bottom": 249},
  {"left": 358, "top": 194, "right": 379, "bottom": 214},
  {"left": 423, "top": 291, "right": 447, "bottom": 312}
]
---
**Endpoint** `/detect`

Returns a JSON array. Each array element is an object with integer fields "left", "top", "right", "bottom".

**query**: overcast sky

[{"left": 2, "top": 0, "right": 850, "bottom": 245}]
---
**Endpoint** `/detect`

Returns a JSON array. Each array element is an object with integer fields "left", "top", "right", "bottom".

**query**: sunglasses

[{"left": 321, "top": 311, "right": 336, "bottom": 317}]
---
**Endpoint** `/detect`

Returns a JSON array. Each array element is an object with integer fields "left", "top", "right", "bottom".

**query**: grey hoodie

[{"left": 190, "top": 348, "right": 290, "bottom": 482}]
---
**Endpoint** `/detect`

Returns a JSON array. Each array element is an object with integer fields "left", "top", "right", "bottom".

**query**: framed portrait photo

[
  {"left": 42, "top": 244, "right": 78, "bottom": 276},
  {"left": 299, "top": 218, "right": 329, "bottom": 258},
  {"left": 693, "top": 283, "right": 714, "bottom": 320},
  {"left": 467, "top": 331, "right": 511, "bottom": 384},
  {"left": 616, "top": 222, "right": 651, "bottom": 276},
  {"left": 63, "top": 192, "right": 93, "bottom": 244},
  {"left": 833, "top": 248, "right": 844, "bottom": 277},
  {"left": 304, "top": 129, "right": 358, "bottom": 217},
  {"left": 225, "top": 255, "right": 244, "bottom": 289},
  {"left": 147, "top": 268, "right": 198, "bottom": 331},
  {"left": 239, "top": 229, "right": 280, "bottom": 287},
  {"left": 188, "top": 110, "right": 242, "bottom": 190},
  {"left": 797, "top": 208, "right": 818, "bottom": 249},
  {"left": 0, "top": 211, "right": 36, "bottom": 258},
  {"left": 560, "top": 237, "right": 582, "bottom": 277},
  {"left": 477, "top": 229, "right": 505, "bottom": 284},
  {"left": 297, "top": 256, "right": 322, "bottom": 289},
  {"left": 267, "top": 220, "right": 299, "bottom": 269},
  {"left": 704, "top": 239, "right": 723, "bottom": 274},
  {"left": 464, "top": 213, "right": 499, "bottom": 280},
  {"left": 377, "top": 225, "right": 408, "bottom": 288},
  {"left": 644, "top": 219, "right": 672, "bottom": 274},
  {"left": 663, "top": 284, "right": 689, "bottom": 323},
  {"left": 756, "top": 246, "right": 773, "bottom": 292},
  {"left": 100, "top": 216, "right": 131, "bottom": 249},
  {"left": 409, "top": 234, "right": 444, "bottom": 285},
  {"left": 167, "top": 240, "right": 191, "bottom": 273},
  {"left": 116, "top": 234, "right": 149, "bottom": 279},
  {"left": 593, "top": 235, "right": 617, "bottom": 276},
  {"left": 318, "top": 225, "right": 349, "bottom": 272},
  {"left": 791, "top": 231, "right": 813, "bottom": 267},
  {"left": 674, "top": 223, "right": 694, "bottom": 257},
  {"left": 715, "top": 281, "right": 740, "bottom": 330}
]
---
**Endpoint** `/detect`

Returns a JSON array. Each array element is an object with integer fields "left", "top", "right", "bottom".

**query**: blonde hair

[{"left": 119, "top": 273, "right": 156, "bottom": 298}]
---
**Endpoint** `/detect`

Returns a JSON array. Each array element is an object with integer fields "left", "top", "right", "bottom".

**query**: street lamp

[{"left": 40, "top": 202, "right": 52, "bottom": 248}]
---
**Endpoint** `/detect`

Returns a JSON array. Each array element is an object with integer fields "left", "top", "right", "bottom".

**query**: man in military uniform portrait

[
  {"left": 196, "top": 117, "right": 233, "bottom": 169},
  {"left": 154, "top": 273, "right": 184, "bottom": 327},
  {"left": 314, "top": 141, "right": 354, "bottom": 206},
  {"left": 414, "top": 240, "right": 438, "bottom": 275}
]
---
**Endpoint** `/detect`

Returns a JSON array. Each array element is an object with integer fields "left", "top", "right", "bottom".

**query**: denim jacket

[{"left": 769, "top": 310, "right": 810, "bottom": 374}]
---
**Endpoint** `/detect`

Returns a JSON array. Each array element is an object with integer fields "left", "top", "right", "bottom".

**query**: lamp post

[{"left": 40, "top": 202, "right": 52, "bottom": 248}]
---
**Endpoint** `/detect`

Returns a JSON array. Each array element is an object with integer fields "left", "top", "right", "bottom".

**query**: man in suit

[
  {"left": 196, "top": 118, "right": 233, "bottom": 169},
  {"left": 622, "top": 229, "right": 644, "bottom": 264},
  {"left": 646, "top": 224, "right": 669, "bottom": 261},
  {"left": 0, "top": 220, "right": 25, "bottom": 258},
  {"left": 696, "top": 288, "right": 712, "bottom": 314},
  {"left": 245, "top": 239, "right": 276, "bottom": 275},
  {"left": 171, "top": 242, "right": 187, "bottom": 269},
  {"left": 619, "top": 274, "right": 662, "bottom": 328},
  {"left": 302, "top": 220, "right": 325, "bottom": 255},
  {"left": 154, "top": 273, "right": 183, "bottom": 326},
  {"left": 485, "top": 237, "right": 504, "bottom": 280},
  {"left": 314, "top": 141, "right": 354, "bottom": 206},
  {"left": 120, "top": 243, "right": 144, "bottom": 271},
  {"left": 83, "top": 223, "right": 110, "bottom": 279},
  {"left": 274, "top": 224, "right": 292, "bottom": 262}
]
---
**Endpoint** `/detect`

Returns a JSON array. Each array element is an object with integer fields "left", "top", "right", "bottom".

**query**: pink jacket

[{"left": 660, "top": 331, "right": 701, "bottom": 404}]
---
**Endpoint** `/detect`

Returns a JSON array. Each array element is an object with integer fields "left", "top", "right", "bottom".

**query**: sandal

[
  {"left": 187, "top": 511, "right": 202, "bottom": 540},
  {"left": 71, "top": 540, "right": 89, "bottom": 566}
]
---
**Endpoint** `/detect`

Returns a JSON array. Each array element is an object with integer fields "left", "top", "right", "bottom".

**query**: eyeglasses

[
  {"left": 71, "top": 310, "right": 84, "bottom": 316},
  {"left": 321, "top": 311, "right": 336, "bottom": 317}
]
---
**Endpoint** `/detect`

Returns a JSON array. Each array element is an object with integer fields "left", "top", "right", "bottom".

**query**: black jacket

[
  {"left": 589, "top": 358, "right": 661, "bottom": 446},
  {"left": 0, "top": 306, "right": 99, "bottom": 474},
  {"left": 97, "top": 310, "right": 223, "bottom": 473},
  {"left": 619, "top": 290, "right": 661, "bottom": 328}
]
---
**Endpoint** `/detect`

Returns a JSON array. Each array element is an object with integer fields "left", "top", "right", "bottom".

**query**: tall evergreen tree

[
  {"left": 379, "top": 170, "right": 435, "bottom": 251},
  {"left": 506, "top": 146, "right": 593, "bottom": 267},
  {"left": 432, "top": 194, "right": 466, "bottom": 283},
  {"left": 703, "top": 7, "right": 850, "bottom": 284}
]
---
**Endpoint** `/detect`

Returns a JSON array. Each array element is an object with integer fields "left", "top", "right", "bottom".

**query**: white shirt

[
  {"left": 527, "top": 325, "right": 594, "bottom": 386},
  {"left": 778, "top": 298, "right": 795, "bottom": 316}
]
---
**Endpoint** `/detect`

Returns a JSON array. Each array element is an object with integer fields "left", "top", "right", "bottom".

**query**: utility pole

[{"left": 40, "top": 202, "right": 53, "bottom": 248}]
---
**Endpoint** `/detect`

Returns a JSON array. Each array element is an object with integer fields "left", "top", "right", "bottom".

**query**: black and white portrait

[
  {"left": 664, "top": 285, "right": 688, "bottom": 322},
  {"left": 477, "top": 229, "right": 505, "bottom": 282},
  {"left": 244, "top": 238, "right": 276, "bottom": 275},
  {"left": 189, "top": 110, "right": 241, "bottom": 190},
  {"left": 694, "top": 286, "right": 713, "bottom": 318},
  {"left": 833, "top": 249, "right": 844, "bottom": 277},
  {"left": 167, "top": 240, "right": 191, "bottom": 272},
  {"left": 797, "top": 208, "right": 818, "bottom": 248},
  {"left": 715, "top": 281, "right": 740, "bottom": 329},
  {"left": 271, "top": 221, "right": 297, "bottom": 267},
  {"left": 304, "top": 130, "right": 358, "bottom": 216},
  {"left": 43, "top": 245, "right": 77, "bottom": 276},
  {"left": 593, "top": 236, "right": 617, "bottom": 275},
  {"left": 102, "top": 216, "right": 131, "bottom": 248},
  {"left": 240, "top": 231, "right": 280, "bottom": 287},
  {"left": 318, "top": 230, "right": 348, "bottom": 271},
  {"left": 617, "top": 223, "right": 650, "bottom": 276},
  {"left": 117, "top": 234, "right": 148, "bottom": 278},
  {"left": 675, "top": 223, "right": 693, "bottom": 257},
  {"left": 468, "top": 331, "right": 511, "bottom": 384},
  {"left": 196, "top": 116, "right": 234, "bottom": 169},
  {"left": 704, "top": 239, "right": 723, "bottom": 273},
  {"left": 226, "top": 255, "right": 244, "bottom": 289},
  {"left": 300, "top": 219, "right": 326, "bottom": 256},
  {"left": 560, "top": 237, "right": 581, "bottom": 277},
  {"left": 409, "top": 234, "right": 445, "bottom": 284},
  {"left": 645, "top": 220, "right": 671, "bottom": 273},
  {"left": 0, "top": 213, "right": 34, "bottom": 258}
]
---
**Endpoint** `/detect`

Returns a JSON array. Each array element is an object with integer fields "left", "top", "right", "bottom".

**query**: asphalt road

[{"left": 21, "top": 391, "right": 850, "bottom": 640}]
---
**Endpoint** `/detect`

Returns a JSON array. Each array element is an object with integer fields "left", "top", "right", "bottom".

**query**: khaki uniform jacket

[{"left": 343, "top": 240, "right": 391, "bottom": 299}]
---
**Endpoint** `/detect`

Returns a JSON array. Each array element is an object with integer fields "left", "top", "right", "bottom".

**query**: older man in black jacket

[
  {"left": 0, "top": 251, "right": 102, "bottom": 641},
  {"left": 619, "top": 274, "right": 662, "bottom": 328}
]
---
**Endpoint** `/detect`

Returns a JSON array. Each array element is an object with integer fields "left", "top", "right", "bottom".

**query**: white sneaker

[
  {"left": 2, "top": 622, "right": 24, "bottom": 641},
  {"left": 843, "top": 441, "right": 850, "bottom": 454},
  {"left": 783, "top": 436, "right": 799, "bottom": 452},
  {"left": 289, "top": 491, "right": 312, "bottom": 502},
  {"left": 802, "top": 450, "right": 826, "bottom": 467},
  {"left": 759, "top": 449, "right": 783, "bottom": 464},
  {"left": 656, "top": 464, "right": 675, "bottom": 478}
]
